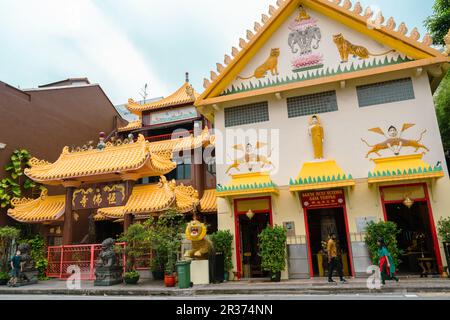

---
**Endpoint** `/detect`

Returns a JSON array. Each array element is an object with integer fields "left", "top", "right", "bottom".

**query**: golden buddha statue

[
  {"left": 309, "top": 115, "right": 324, "bottom": 159},
  {"left": 295, "top": 5, "right": 311, "bottom": 22}
]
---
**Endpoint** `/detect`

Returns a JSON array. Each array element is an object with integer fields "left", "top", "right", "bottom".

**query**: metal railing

[{"left": 46, "top": 243, "right": 152, "bottom": 280}]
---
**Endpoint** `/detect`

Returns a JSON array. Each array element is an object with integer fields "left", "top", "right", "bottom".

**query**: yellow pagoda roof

[
  {"left": 127, "top": 82, "right": 199, "bottom": 115},
  {"left": 147, "top": 127, "right": 214, "bottom": 153},
  {"left": 8, "top": 189, "right": 65, "bottom": 223},
  {"left": 290, "top": 159, "right": 355, "bottom": 192},
  {"left": 199, "top": 189, "right": 217, "bottom": 213},
  {"left": 368, "top": 154, "right": 444, "bottom": 184},
  {"left": 216, "top": 172, "right": 279, "bottom": 198},
  {"left": 195, "top": 0, "right": 449, "bottom": 111},
  {"left": 118, "top": 119, "right": 142, "bottom": 132},
  {"left": 24, "top": 134, "right": 176, "bottom": 185},
  {"left": 97, "top": 177, "right": 199, "bottom": 219}
]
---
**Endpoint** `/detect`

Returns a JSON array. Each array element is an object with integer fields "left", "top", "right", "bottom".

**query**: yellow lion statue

[{"left": 184, "top": 220, "right": 213, "bottom": 260}]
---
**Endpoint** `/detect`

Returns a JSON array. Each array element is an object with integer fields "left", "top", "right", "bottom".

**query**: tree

[
  {"left": 425, "top": 1, "right": 450, "bottom": 153},
  {"left": 434, "top": 72, "right": 450, "bottom": 153},
  {"left": 424, "top": 0, "right": 450, "bottom": 46}
]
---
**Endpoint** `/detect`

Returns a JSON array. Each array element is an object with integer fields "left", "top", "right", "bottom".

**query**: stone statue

[
  {"left": 7, "top": 243, "right": 38, "bottom": 287},
  {"left": 308, "top": 115, "right": 324, "bottom": 159},
  {"left": 184, "top": 220, "right": 213, "bottom": 260},
  {"left": 94, "top": 238, "right": 123, "bottom": 286}
]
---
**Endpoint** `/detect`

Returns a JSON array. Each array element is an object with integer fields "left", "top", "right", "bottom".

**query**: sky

[{"left": 0, "top": 0, "right": 434, "bottom": 105}]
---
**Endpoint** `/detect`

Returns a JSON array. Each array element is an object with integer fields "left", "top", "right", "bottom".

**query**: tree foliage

[
  {"left": 424, "top": 0, "right": 450, "bottom": 46},
  {"left": 258, "top": 225, "right": 287, "bottom": 277},
  {"left": 434, "top": 71, "right": 450, "bottom": 152},
  {"left": 365, "top": 221, "right": 403, "bottom": 267},
  {"left": 210, "top": 230, "right": 233, "bottom": 272},
  {"left": 0, "top": 149, "right": 44, "bottom": 208}
]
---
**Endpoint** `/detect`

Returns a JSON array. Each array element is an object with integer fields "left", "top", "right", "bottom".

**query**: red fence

[{"left": 47, "top": 243, "right": 152, "bottom": 280}]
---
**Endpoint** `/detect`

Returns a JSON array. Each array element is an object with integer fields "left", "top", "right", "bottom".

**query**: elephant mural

[{"left": 288, "top": 26, "right": 322, "bottom": 55}]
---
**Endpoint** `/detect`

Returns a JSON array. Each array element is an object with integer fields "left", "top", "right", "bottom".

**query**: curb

[{"left": 0, "top": 286, "right": 449, "bottom": 296}]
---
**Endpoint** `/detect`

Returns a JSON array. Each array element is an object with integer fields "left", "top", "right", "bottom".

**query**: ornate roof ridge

[
  {"left": 127, "top": 81, "right": 199, "bottom": 115},
  {"left": 199, "top": 0, "right": 446, "bottom": 97}
]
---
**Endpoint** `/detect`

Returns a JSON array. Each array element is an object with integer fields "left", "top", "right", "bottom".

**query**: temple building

[
  {"left": 196, "top": 0, "right": 450, "bottom": 279},
  {"left": 7, "top": 76, "right": 217, "bottom": 246},
  {"left": 0, "top": 78, "right": 125, "bottom": 227}
]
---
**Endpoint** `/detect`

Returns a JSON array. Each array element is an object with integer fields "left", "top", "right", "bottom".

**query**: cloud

[{"left": 0, "top": 0, "right": 167, "bottom": 104}]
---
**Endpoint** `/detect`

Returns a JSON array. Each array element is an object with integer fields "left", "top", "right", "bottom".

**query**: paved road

[{"left": 1, "top": 293, "right": 450, "bottom": 300}]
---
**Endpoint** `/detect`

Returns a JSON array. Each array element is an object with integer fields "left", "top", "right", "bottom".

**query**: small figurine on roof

[{"left": 97, "top": 132, "right": 106, "bottom": 150}]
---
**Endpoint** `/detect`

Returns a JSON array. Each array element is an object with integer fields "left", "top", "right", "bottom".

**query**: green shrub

[
  {"left": 365, "top": 221, "right": 403, "bottom": 267},
  {"left": 25, "top": 235, "right": 48, "bottom": 280},
  {"left": 437, "top": 217, "right": 450, "bottom": 243},
  {"left": 211, "top": 230, "right": 233, "bottom": 272},
  {"left": 258, "top": 225, "right": 287, "bottom": 277}
]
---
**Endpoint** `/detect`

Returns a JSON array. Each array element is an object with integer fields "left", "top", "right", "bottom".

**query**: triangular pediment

[{"left": 196, "top": 0, "right": 448, "bottom": 108}]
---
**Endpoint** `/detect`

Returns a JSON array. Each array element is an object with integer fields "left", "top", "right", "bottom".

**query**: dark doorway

[
  {"left": 95, "top": 221, "right": 123, "bottom": 242},
  {"left": 385, "top": 202, "right": 438, "bottom": 275},
  {"left": 306, "top": 207, "right": 352, "bottom": 277},
  {"left": 238, "top": 213, "right": 270, "bottom": 279}
]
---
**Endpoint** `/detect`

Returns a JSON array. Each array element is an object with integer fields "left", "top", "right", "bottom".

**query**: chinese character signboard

[
  {"left": 144, "top": 106, "right": 199, "bottom": 126},
  {"left": 301, "top": 189, "right": 345, "bottom": 209},
  {"left": 72, "top": 182, "right": 132, "bottom": 210}
]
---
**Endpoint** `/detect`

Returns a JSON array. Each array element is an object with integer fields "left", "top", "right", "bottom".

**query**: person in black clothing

[
  {"left": 9, "top": 250, "right": 22, "bottom": 286},
  {"left": 327, "top": 233, "right": 346, "bottom": 283}
]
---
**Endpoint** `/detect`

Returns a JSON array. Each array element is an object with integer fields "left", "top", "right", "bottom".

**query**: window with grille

[
  {"left": 287, "top": 91, "right": 338, "bottom": 118},
  {"left": 224, "top": 102, "right": 269, "bottom": 127},
  {"left": 357, "top": 78, "right": 415, "bottom": 108}
]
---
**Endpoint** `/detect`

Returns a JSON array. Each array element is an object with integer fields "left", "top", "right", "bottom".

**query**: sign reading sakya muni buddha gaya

[
  {"left": 72, "top": 182, "right": 132, "bottom": 210},
  {"left": 301, "top": 189, "right": 345, "bottom": 209}
]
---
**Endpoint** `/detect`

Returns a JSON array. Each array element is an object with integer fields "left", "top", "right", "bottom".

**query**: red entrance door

[
  {"left": 380, "top": 183, "right": 443, "bottom": 274},
  {"left": 300, "top": 189, "right": 354, "bottom": 278},
  {"left": 234, "top": 197, "right": 273, "bottom": 279}
]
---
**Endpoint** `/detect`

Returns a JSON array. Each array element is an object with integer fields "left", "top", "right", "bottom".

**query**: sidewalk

[{"left": 1, "top": 277, "right": 449, "bottom": 296}]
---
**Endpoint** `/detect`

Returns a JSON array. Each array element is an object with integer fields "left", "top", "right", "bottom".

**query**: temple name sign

[{"left": 72, "top": 182, "right": 132, "bottom": 210}]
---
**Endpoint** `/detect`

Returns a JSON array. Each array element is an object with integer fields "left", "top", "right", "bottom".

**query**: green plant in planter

[
  {"left": 148, "top": 209, "right": 186, "bottom": 276},
  {"left": 211, "top": 230, "right": 233, "bottom": 273},
  {"left": 124, "top": 270, "right": 140, "bottom": 284},
  {"left": 365, "top": 221, "right": 403, "bottom": 267},
  {"left": 438, "top": 217, "right": 450, "bottom": 243},
  {"left": 258, "top": 225, "right": 287, "bottom": 281},
  {"left": 118, "top": 220, "right": 153, "bottom": 273}
]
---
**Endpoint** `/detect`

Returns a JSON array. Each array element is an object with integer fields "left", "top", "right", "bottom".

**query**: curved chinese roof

[
  {"left": 126, "top": 82, "right": 199, "bottom": 116},
  {"left": 24, "top": 134, "right": 176, "bottom": 185}
]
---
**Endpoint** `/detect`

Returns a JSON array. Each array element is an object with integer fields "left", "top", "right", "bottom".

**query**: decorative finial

[
  {"left": 97, "top": 132, "right": 106, "bottom": 150},
  {"left": 185, "top": 72, "right": 189, "bottom": 83}
]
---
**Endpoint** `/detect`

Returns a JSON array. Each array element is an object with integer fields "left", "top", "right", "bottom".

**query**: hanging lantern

[
  {"left": 403, "top": 195, "right": 414, "bottom": 208},
  {"left": 246, "top": 209, "right": 255, "bottom": 220}
]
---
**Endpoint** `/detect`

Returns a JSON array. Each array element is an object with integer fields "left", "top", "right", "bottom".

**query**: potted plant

[
  {"left": 150, "top": 252, "right": 165, "bottom": 280},
  {"left": 164, "top": 252, "right": 177, "bottom": 287},
  {"left": 148, "top": 209, "right": 186, "bottom": 285},
  {"left": 124, "top": 270, "right": 140, "bottom": 285},
  {"left": 365, "top": 220, "right": 403, "bottom": 268},
  {"left": 258, "top": 225, "right": 287, "bottom": 282},
  {"left": 211, "top": 230, "right": 233, "bottom": 281},
  {"left": 117, "top": 221, "right": 153, "bottom": 285},
  {"left": 437, "top": 217, "right": 450, "bottom": 276}
]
